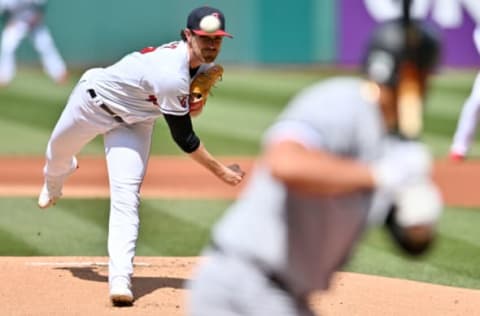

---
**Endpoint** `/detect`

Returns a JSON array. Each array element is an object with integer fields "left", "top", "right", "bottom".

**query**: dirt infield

[
  {"left": 1, "top": 256, "right": 479, "bottom": 316},
  {"left": 1, "top": 156, "right": 480, "bottom": 315},
  {"left": 1, "top": 155, "right": 480, "bottom": 206}
]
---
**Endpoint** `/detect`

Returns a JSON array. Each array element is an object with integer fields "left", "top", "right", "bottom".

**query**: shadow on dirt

[{"left": 57, "top": 266, "right": 186, "bottom": 301}]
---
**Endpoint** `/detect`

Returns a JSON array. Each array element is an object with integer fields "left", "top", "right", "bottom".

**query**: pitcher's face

[
  {"left": 186, "top": 29, "right": 223, "bottom": 65},
  {"left": 193, "top": 35, "right": 223, "bottom": 63}
]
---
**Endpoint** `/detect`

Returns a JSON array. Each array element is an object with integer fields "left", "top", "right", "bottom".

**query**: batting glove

[{"left": 371, "top": 138, "right": 432, "bottom": 193}]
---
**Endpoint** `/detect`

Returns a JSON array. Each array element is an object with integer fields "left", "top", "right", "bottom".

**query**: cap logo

[
  {"left": 199, "top": 15, "right": 221, "bottom": 33},
  {"left": 187, "top": 7, "right": 232, "bottom": 38}
]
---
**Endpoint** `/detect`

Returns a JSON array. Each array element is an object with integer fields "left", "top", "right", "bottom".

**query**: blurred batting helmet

[
  {"left": 362, "top": 19, "right": 440, "bottom": 87},
  {"left": 362, "top": 18, "right": 441, "bottom": 139}
]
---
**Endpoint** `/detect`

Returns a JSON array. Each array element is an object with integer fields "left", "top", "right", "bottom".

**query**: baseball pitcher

[{"left": 37, "top": 6, "right": 245, "bottom": 306}]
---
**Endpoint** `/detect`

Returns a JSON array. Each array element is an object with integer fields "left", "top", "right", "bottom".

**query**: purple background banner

[{"left": 339, "top": 1, "right": 479, "bottom": 67}]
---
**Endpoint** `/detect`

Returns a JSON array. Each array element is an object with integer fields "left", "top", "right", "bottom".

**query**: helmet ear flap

[{"left": 364, "top": 50, "right": 399, "bottom": 87}]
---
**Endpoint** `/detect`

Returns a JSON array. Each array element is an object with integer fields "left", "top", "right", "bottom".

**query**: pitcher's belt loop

[{"left": 87, "top": 89, "right": 124, "bottom": 123}]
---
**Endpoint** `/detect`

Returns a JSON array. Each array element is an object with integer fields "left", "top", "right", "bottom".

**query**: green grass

[
  {"left": 1, "top": 67, "right": 480, "bottom": 290},
  {"left": 423, "top": 70, "right": 480, "bottom": 157},
  {"left": 346, "top": 207, "right": 480, "bottom": 289},
  {"left": 1, "top": 66, "right": 479, "bottom": 156},
  {"left": 0, "top": 197, "right": 479, "bottom": 289},
  {"left": 0, "top": 197, "right": 231, "bottom": 256}
]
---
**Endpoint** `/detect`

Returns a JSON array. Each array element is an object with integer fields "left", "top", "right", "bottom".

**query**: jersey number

[
  {"left": 140, "top": 46, "right": 157, "bottom": 54},
  {"left": 139, "top": 42, "right": 179, "bottom": 54},
  {"left": 146, "top": 95, "right": 159, "bottom": 106}
]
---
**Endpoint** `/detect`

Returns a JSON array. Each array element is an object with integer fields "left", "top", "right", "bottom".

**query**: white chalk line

[{"left": 26, "top": 261, "right": 151, "bottom": 267}]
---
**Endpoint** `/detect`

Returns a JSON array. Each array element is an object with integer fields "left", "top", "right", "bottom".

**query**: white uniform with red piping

[{"left": 42, "top": 40, "right": 210, "bottom": 286}]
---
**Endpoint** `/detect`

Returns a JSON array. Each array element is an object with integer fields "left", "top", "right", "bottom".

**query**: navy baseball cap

[{"left": 187, "top": 6, "right": 233, "bottom": 38}]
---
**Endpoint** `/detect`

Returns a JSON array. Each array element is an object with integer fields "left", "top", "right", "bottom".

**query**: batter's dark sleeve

[{"left": 163, "top": 113, "right": 201, "bottom": 153}]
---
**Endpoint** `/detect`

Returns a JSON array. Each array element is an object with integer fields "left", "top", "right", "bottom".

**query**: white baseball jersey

[
  {"left": 0, "top": 0, "right": 45, "bottom": 21},
  {"left": 211, "top": 77, "right": 386, "bottom": 296},
  {"left": 81, "top": 41, "right": 213, "bottom": 124}
]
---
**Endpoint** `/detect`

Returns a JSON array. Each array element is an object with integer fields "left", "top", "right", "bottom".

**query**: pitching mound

[{"left": 1, "top": 256, "right": 479, "bottom": 316}]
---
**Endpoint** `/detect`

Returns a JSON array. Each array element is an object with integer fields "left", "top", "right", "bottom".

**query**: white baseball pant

[
  {"left": 43, "top": 78, "right": 155, "bottom": 285},
  {"left": 450, "top": 71, "right": 480, "bottom": 156},
  {"left": 450, "top": 26, "right": 480, "bottom": 156}
]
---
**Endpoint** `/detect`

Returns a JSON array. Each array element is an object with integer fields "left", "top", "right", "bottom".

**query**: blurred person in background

[
  {"left": 37, "top": 5, "right": 244, "bottom": 307},
  {"left": 0, "top": 0, "right": 67, "bottom": 86},
  {"left": 449, "top": 25, "right": 480, "bottom": 161},
  {"left": 186, "top": 5, "right": 443, "bottom": 316}
]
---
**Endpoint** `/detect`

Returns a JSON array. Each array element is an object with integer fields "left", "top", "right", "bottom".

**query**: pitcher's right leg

[
  {"left": 38, "top": 156, "right": 78, "bottom": 208},
  {"left": 39, "top": 83, "right": 108, "bottom": 208}
]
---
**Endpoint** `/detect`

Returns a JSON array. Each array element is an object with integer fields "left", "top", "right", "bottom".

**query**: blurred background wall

[{"left": 5, "top": 0, "right": 480, "bottom": 68}]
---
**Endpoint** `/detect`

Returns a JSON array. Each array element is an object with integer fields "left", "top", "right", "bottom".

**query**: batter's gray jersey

[{"left": 212, "top": 77, "right": 386, "bottom": 296}]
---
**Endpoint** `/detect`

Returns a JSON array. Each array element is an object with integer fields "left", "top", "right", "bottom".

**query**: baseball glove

[{"left": 189, "top": 64, "right": 224, "bottom": 117}]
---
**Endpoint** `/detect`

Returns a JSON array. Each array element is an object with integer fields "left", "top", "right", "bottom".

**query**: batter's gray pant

[{"left": 186, "top": 249, "right": 315, "bottom": 316}]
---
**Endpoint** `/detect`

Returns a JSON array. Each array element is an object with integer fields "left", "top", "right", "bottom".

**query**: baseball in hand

[
  {"left": 228, "top": 163, "right": 245, "bottom": 177},
  {"left": 200, "top": 15, "right": 221, "bottom": 33}
]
